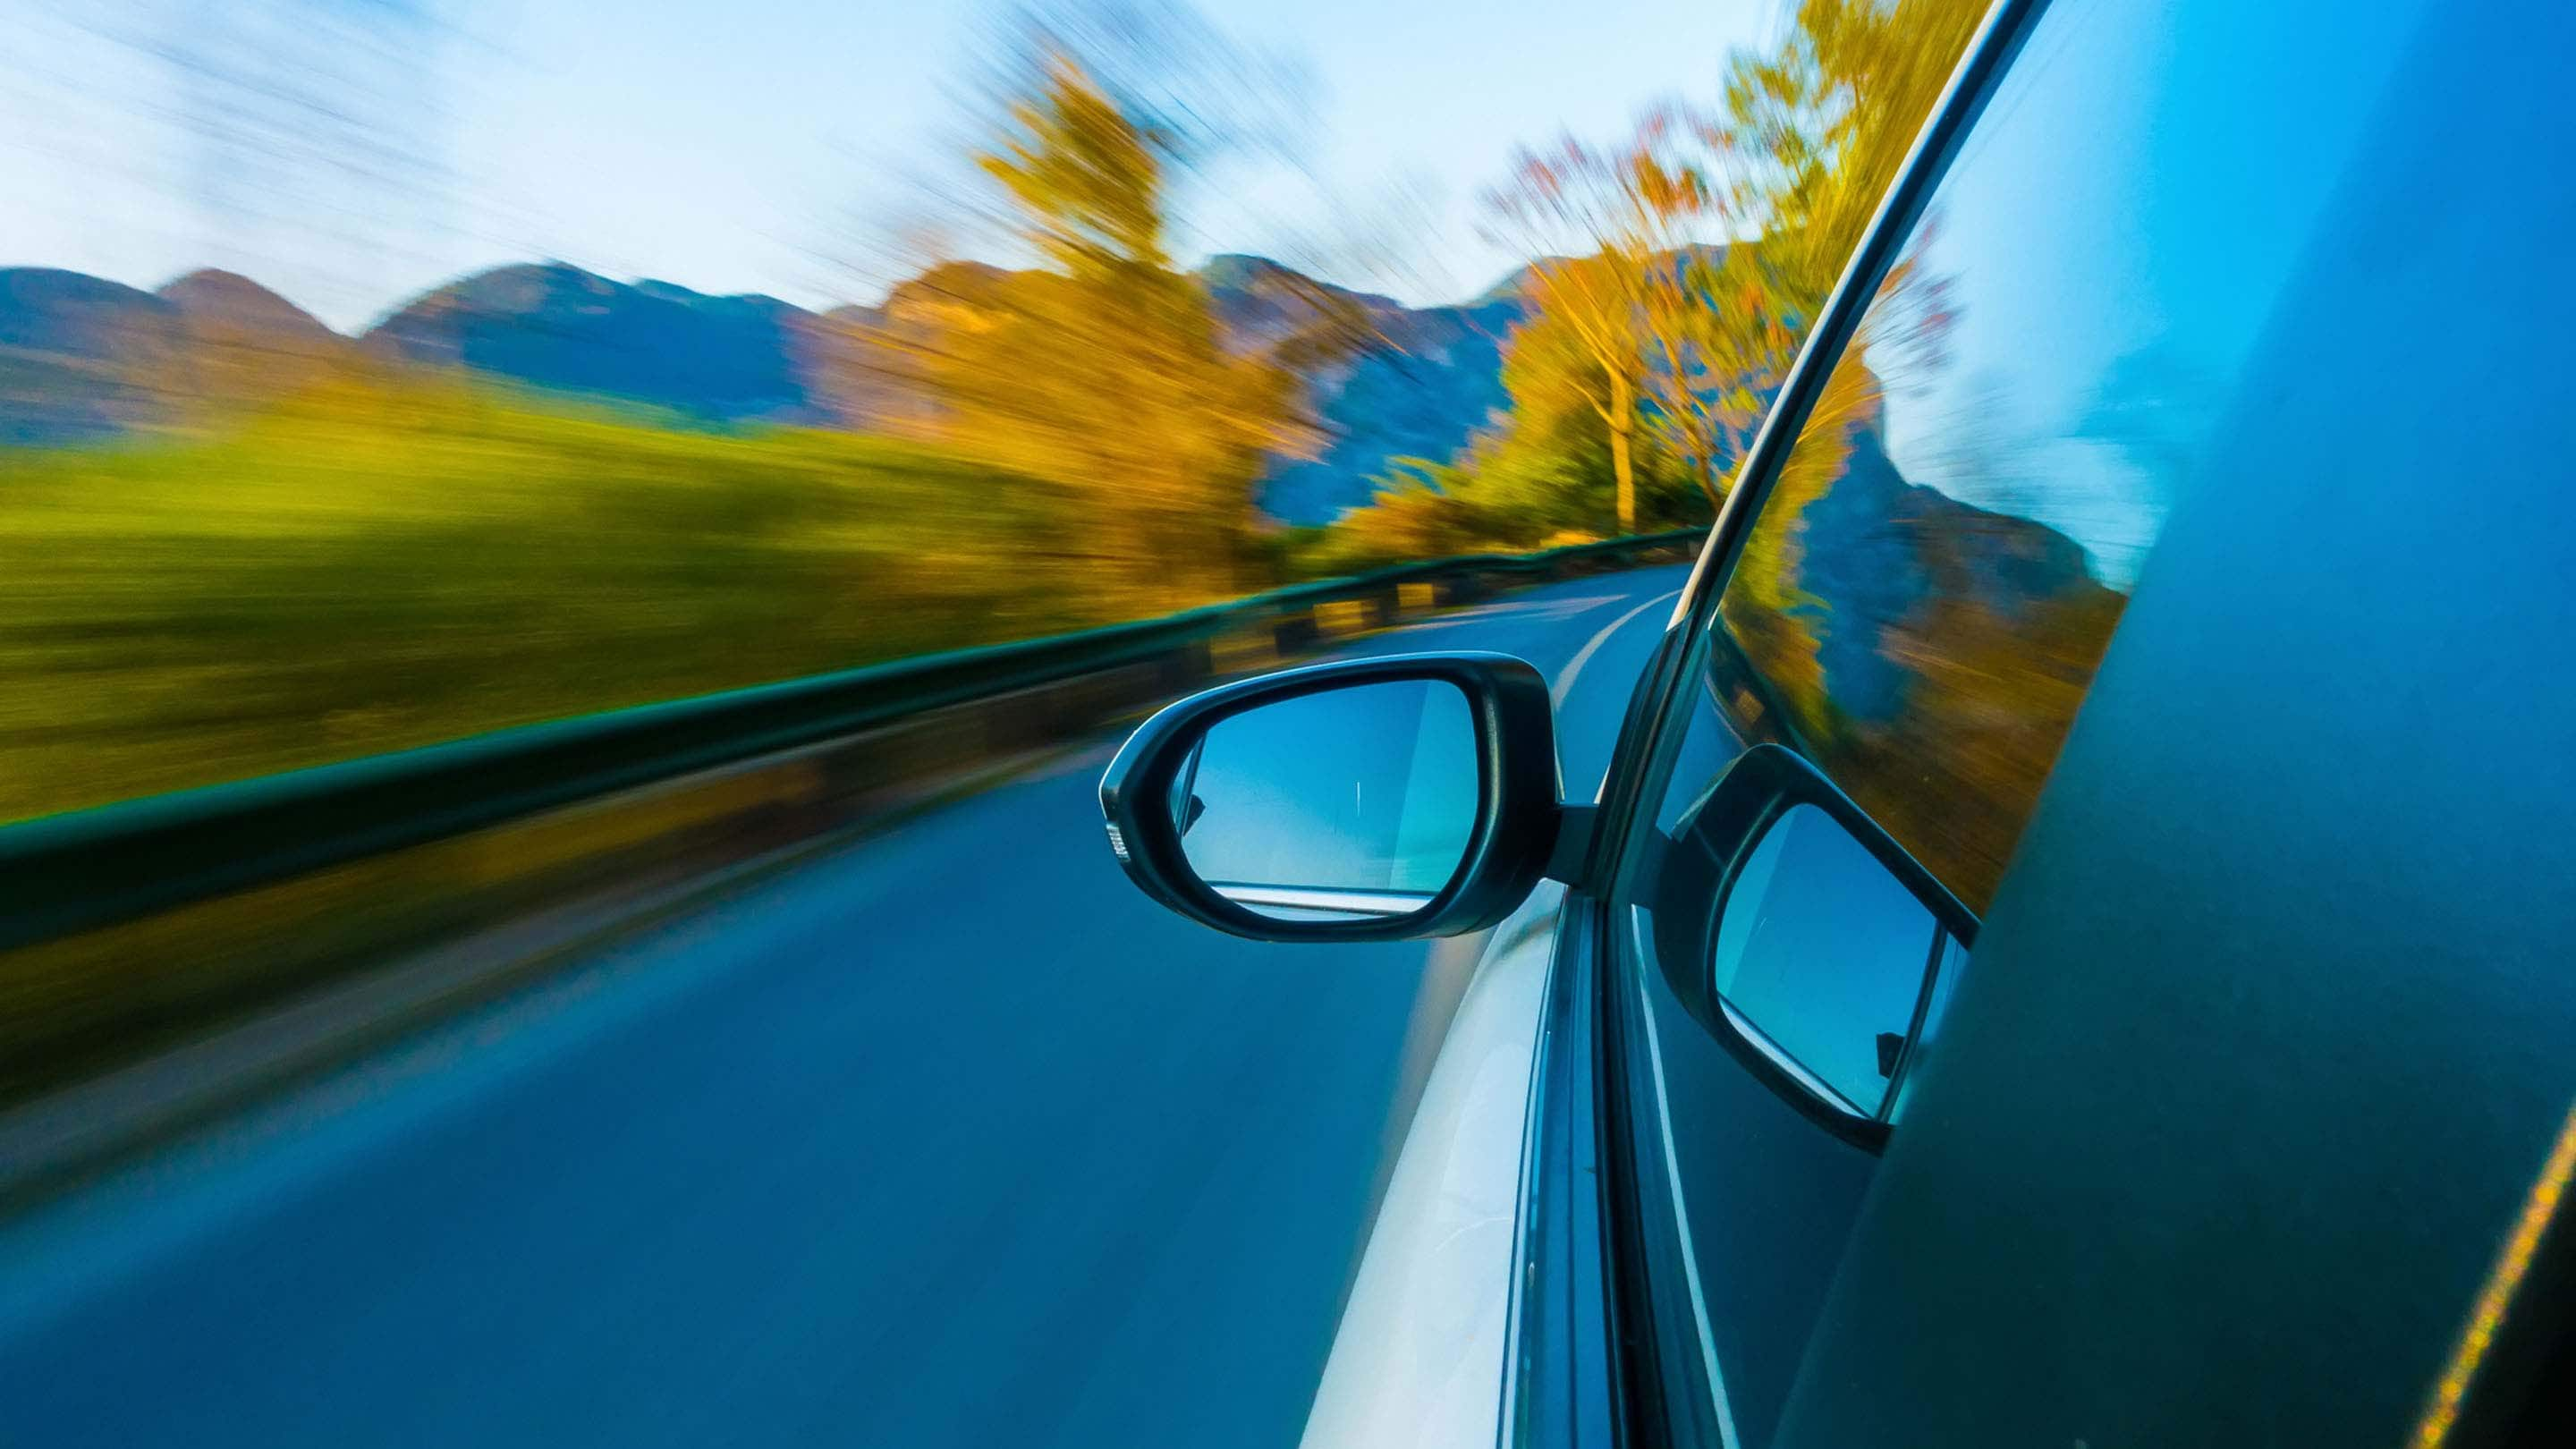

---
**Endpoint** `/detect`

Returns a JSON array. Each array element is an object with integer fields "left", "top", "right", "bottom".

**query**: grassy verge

[{"left": 0, "top": 379, "right": 1127, "bottom": 824}]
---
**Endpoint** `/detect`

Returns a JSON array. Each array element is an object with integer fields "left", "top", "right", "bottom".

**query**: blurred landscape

[
  {"left": 0, "top": 251, "right": 1527, "bottom": 523},
  {"left": 0, "top": 251, "right": 1524, "bottom": 821},
  {"left": 1, "top": 0, "right": 2087, "bottom": 900}
]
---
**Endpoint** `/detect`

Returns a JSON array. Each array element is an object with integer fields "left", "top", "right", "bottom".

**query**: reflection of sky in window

[
  {"left": 1876, "top": 0, "right": 2431, "bottom": 590},
  {"left": 1179, "top": 682, "right": 1477, "bottom": 893}
]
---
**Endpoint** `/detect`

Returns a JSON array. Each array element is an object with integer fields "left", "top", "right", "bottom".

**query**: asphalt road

[{"left": 0, "top": 564, "right": 1689, "bottom": 1449}]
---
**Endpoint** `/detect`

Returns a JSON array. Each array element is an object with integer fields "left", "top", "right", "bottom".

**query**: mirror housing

[{"left": 1099, "top": 652, "right": 1565, "bottom": 942}]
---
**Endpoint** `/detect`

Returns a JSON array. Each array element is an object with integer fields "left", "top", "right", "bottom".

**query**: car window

[
  {"left": 1690, "top": 0, "right": 2428, "bottom": 912},
  {"left": 1609, "top": 0, "right": 2445, "bottom": 1441}
]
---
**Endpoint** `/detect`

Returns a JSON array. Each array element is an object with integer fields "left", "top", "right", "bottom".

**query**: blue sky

[{"left": 1, "top": 0, "right": 1775, "bottom": 331}]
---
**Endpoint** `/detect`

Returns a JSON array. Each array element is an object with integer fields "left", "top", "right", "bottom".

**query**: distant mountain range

[
  {"left": 361, "top": 264, "right": 834, "bottom": 428},
  {"left": 0, "top": 267, "right": 339, "bottom": 447},
  {"left": 0, "top": 256, "right": 1535, "bottom": 523}
]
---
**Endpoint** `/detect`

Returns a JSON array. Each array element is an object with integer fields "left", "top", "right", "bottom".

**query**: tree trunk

[{"left": 1608, "top": 371, "right": 1636, "bottom": 533}]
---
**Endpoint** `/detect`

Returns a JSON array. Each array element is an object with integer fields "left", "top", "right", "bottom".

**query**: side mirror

[
  {"left": 1649, "top": 744, "right": 1979, "bottom": 1148},
  {"left": 1098, "top": 652, "right": 1566, "bottom": 941}
]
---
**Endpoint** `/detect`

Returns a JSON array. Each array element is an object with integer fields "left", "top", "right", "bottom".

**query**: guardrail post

[{"left": 1271, "top": 610, "right": 1319, "bottom": 655}]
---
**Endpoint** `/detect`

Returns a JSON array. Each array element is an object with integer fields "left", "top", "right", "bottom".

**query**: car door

[
  {"left": 1092, "top": 0, "right": 2572, "bottom": 1438},
  {"left": 1585, "top": 0, "right": 2574, "bottom": 1445}
]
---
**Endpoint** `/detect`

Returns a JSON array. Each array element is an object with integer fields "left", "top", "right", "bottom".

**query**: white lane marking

[
  {"left": 1551, "top": 587, "right": 1685, "bottom": 709},
  {"left": 1629, "top": 904, "right": 1743, "bottom": 1449}
]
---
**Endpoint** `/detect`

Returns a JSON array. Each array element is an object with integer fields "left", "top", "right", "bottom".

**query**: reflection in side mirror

[
  {"left": 1711, "top": 802, "right": 1958, "bottom": 1118},
  {"left": 1171, "top": 680, "right": 1479, "bottom": 923},
  {"left": 1098, "top": 652, "right": 1564, "bottom": 943}
]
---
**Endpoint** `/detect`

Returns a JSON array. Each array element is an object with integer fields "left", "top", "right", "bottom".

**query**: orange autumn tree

[
  {"left": 1317, "top": 0, "right": 1991, "bottom": 571},
  {"left": 861, "top": 21, "right": 1366, "bottom": 610}
]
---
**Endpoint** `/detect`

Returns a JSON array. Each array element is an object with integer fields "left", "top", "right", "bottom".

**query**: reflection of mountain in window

[{"left": 1716, "top": 343, "right": 2130, "bottom": 910}]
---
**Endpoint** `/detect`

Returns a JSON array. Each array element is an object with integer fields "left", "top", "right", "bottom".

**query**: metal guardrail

[{"left": 0, "top": 529, "right": 1704, "bottom": 953}]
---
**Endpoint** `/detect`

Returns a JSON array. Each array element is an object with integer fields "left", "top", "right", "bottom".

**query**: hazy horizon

[
  {"left": 2, "top": 0, "right": 1777, "bottom": 331},
  {"left": 5, "top": 248, "right": 1546, "bottom": 340}
]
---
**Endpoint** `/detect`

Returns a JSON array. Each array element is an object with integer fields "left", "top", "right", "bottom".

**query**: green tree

[{"left": 1480, "top": 105, "right": 1739, "bottom": 530}]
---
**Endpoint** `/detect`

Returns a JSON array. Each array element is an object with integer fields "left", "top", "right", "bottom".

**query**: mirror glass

[
  {"left": 1170, "top": 679, "right": 1479, "bottom": 923},
  {"left": 1711, "top": 803, "right": 1953, "bottom": 1115}
]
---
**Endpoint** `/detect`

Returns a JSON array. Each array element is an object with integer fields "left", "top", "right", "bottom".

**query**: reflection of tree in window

[{"left": 1716, "top": 262, "right": 2131, "bottom": 910}]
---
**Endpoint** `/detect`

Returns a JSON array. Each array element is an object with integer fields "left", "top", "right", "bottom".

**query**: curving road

[{"left": 0, "top": 564, "right": 1688, "bottom": 1449}]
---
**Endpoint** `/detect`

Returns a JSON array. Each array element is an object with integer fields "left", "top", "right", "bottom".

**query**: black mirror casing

[{"left": 1099, "top": 652, "right": 1564, "bottom": 942}]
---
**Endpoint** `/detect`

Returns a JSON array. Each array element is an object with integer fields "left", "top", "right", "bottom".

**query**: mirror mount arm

[{"left": 1542, "top": 803, "right": 1597, "bottom": 887}]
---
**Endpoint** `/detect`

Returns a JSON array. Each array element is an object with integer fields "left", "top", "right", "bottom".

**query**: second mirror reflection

[
  {"left": 1170, "top": 679, "right": 1479, "bottom": 923},
  {"left": 1713, "top": 803, "right": 1961, "bottom": 1116}
]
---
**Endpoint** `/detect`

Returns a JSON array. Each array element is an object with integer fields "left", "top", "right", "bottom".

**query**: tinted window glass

[
  {"left": 1702, "top": 0, "right": 2429, "bottom": 909},
  {"left": 1613, "top": 0, "right": 2448, "bottom": 1441}
]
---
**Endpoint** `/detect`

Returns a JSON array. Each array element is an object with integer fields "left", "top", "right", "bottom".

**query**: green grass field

[{"left": 0, "top": 380, "right": 1122, "bottom": 825}]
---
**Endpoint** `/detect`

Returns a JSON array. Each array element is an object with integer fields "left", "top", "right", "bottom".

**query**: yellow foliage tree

[
  {"left": 1481, "top": 106, "right": 1741, "bottom": 532},
  {"left": 869, "top": 50, "right": 1336, "bottom": 610}
]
